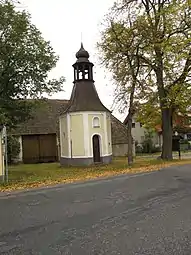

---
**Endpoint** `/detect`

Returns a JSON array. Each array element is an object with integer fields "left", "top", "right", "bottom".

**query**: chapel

[{"left": 59, "top": 43, "right": 112, "bottom": 165}]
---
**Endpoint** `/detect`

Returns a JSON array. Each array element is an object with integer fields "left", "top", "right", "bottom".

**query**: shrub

[
  {"left": 135, "top": 141, "right": 143, "bottom": 153},
  {"left": 7, "top": 135, "right": 20, "bottom": 164},
  {"left": 151, "top": 145, "right": 161, "bottom": 153},
  {"left": 142, "top": 139, "right": 153, "bottom": 153},
  {"left": 141, "top": 129, "right": 161, "bottom": 153}
]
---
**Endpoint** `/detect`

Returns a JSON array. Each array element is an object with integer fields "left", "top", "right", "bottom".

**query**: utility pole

[{"left": 2, "top": 126, "right": 8, "bottom": 183}]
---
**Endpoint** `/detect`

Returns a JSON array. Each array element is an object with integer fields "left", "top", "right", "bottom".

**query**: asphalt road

[{"left": 1, "top": 165, "right": 191, "bottom": 255}]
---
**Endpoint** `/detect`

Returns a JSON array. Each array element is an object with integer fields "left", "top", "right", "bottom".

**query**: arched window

[{"left": 93, "top": 117, "right": 100, "bottom": 128}]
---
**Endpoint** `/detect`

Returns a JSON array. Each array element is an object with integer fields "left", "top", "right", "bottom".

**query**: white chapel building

[{"left": 59, "top": 44, "right": 112, "bottom": 166}]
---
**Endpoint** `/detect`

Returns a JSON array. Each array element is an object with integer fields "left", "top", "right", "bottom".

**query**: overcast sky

[{"left": 19, "top": 0, "right": 127, "bottom": 121}]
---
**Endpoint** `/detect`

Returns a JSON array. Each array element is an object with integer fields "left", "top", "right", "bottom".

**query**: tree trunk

[
  {"left": 161, "top": 108, "right": 173, "bottom": 160},
  {"left": 127, "top": 113, "right": 133, "bottom": 165},
  {"left": 154, "top": 46, "right": 173, "bottom": 160},
  {"left": 127, "top": 78, "right": 136, "bottom": 166}
]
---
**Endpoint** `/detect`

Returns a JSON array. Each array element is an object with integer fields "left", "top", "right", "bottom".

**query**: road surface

[{"left": 1, "top": 164, "right": 191, "bottom": 254}]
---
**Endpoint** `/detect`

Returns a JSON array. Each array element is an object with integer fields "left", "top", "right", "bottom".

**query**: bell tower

[
  {"left": 59, "top": 43, "right": 112, "bottom": 166},
  {"left": 73, "top": 43, "right": 94, "bottom": 82}
]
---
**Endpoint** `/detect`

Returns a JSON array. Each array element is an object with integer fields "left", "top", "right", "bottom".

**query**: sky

[{"left": 19, "top": 0, "right": 127, "bottom": 121}]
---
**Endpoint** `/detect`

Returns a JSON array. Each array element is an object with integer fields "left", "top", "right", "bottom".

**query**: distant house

[
  {"left": 11, "top": 99, "right": 129, "bottom": 163},
  {"left": 123, "top": 116, "right": 162, "bottom": 147},
  {"left": 153, "top": 113, "right": 191, "bottom": 143},
  {"left": 173, "top": 112, "right": 191, "bottom": 140},
  {"left": 123, "top": 112, "right": 191, "bottom": 149}
]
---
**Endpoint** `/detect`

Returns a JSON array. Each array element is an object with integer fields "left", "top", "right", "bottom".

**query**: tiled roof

[{"left": 12, "top": 99, "right": 68, "bottom": 135}]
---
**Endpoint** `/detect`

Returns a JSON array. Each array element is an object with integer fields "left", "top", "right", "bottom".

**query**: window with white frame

[{"left": 93, "top": 117, "right": 100, "bottom": 128}]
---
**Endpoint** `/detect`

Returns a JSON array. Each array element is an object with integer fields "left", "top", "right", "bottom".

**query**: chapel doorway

[{"left": 92, "top": 135, "right": 101, "bottom": 163}]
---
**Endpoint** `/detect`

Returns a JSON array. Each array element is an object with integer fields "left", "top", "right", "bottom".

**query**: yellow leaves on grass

[{"left": 1, "top": 159, "right": 191, "bottom": 192}]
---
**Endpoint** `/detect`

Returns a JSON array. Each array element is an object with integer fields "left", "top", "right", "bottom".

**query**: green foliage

[
  {"left": 7, "top": 135, "right": 20, "bottom": 163},
  {"left": 98, "top": 0, "right": 191, "bottom": 159},
  {"left": 0, "top": 2, "right": 65, "bottom": 127},
  {"left": 141, "top": 130, "right": 161, "bottom": 154},
  {"left": 180, "top": 139, "right": 190, "bottom": 151},
  {"left": 136, "top": 98, "right": 161, "bottom": 129},
  {"left": 98, "top": 19, "right": 146, "bottom": 113},
  {"left": 135, "top": 141, "right": 143, "bottom": 154},
  {"left": 98, "top": 1, "right": 191, "bottom": 113},
  {"left": 0, "top": 99, "right": 39, "bottom": 127},
  {"left": 142, "top": 140, "right": 153, "bottom": 154}
]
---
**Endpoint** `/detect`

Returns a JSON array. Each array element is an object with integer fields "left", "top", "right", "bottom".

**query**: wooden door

[
  {"left": 22, "top": 134, "right": 58, "bottom": 164},
  {"left": 39, "top": 134, "right": 57, "bottom": 163},
  {"left": 93, "top": 135, "right": 101, "bottom": 163},
  {"left": 22, "top": 135, "right": 40, "bottom": 164}
]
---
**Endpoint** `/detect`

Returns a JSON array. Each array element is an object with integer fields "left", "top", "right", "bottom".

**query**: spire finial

[
  {"left": 81, "top": 32, "right": 83, "bottom": 44},
  {"left": 80, "top": 33, "right": 84, "bottom": 49},
  {"left": 75, "top": 39, "right": 89, "bottom": 59}
]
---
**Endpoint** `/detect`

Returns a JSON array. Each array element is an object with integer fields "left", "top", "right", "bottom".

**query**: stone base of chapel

[{"left": 60, "top": 155, "right": 112, "bottom": 166}]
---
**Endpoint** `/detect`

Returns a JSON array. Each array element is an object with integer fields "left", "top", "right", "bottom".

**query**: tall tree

[
  {"left": 0, "top": 0, "right": 20, "bottom": 4},
  {"left": 0, "top": 1, "right": 65, "bottom": 127},
  {"left": 98, "top": 20, "right": 144, "bottom": 165},
  {"left": 98, "top": 0, "right": 191, "bottom": 160}
]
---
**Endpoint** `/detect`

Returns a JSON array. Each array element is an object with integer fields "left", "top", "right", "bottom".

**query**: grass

[
  {"left": 1, "top": 157, "right": 191, "bottom": 192},
  {"left": 136, "top": 150, "right": 191, "bottom": 157}
]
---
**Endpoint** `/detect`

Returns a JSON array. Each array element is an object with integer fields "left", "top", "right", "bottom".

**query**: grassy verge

[
  {"left": 136, "top": 151, "right": 191, "bottom": 157},
  {"left": 0, "top": 157, "right": 191, "bottom": 192}
]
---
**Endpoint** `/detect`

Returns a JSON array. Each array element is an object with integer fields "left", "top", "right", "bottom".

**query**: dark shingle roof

[
  {"left": 12, "top": 99, "right": 68, "bottom": 135},
  {"left": 13, "top": 99, "right": 128, "bottom": 144},
  {"left": 64, "top": 81, "right": 110, "bottom": 113}
]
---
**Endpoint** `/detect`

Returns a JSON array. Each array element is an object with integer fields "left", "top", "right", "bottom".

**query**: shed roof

[{"left": 12, "top": 99, "right": 68, "bottom": 135}]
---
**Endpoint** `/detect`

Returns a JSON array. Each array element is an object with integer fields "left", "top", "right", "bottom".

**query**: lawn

[{"left": 1, "top": 157, "right": 191, "bottom": 192}]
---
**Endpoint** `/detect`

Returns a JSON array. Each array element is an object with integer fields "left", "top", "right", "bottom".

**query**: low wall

[
  {"left": 112, "top": 143, "right": 128, "bottom": 157},
  {"left": 112, "top": 143, "right": 135, "bottom": 157}
]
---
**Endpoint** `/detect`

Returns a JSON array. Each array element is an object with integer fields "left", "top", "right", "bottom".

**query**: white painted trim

[
  {"left": 83, "top": 112, "right": 90, "bottom": 157},
  {"left": 70, "top": 111, "right": 106, "bottom": 116},
  {"left": 107, "top": 114, "right": 112, "bottom": 154},
  {"left": 103, "top": 153, "right": 112, "bottom": 157},
  {"left": 103, "top": 112, "right": 108, "bottom": 155},
  {"left": 92, "top": 116, "right": 101, "bottom": 128},
  {"left": 59, "top": 116, "right": 63, "bottom": 157},
  {"left": 67, "top": 113, "right": 71, "bottom": 157},
  {"left": 61, "top": 153, "right": 112, "bottom": 159},
  {"left": 90, "top": 133, "right": 103, "bottom": 157}
]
